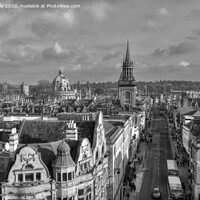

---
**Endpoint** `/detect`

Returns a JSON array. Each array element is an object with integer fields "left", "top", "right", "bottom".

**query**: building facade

[{"left": 0, "top": 112, "right": 108, "bottom": 200}]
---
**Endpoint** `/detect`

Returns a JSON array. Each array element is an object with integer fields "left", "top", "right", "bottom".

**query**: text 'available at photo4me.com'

[{"left": 0, "top": 0, "right": 81, "bottom": 9}]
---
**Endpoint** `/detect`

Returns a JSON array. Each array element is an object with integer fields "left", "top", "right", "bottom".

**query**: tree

[
  {"left": 94, "top": 87, "right": 105, "bottom": 95},
  {"left": 31, "top": 80, "right": 54, "bottom": 103}
]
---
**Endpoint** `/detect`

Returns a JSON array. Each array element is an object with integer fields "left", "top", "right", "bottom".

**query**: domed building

[{"left": 53, "top": 70, "right": 76, "bottom": 102}]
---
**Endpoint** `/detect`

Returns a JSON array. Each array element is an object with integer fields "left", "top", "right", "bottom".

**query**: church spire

[{"left": 125, "top": 39, "right": 130, "bottom": 61}]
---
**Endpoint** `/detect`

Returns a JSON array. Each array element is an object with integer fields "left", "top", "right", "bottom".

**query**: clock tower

[{"left": 118, "top": 40, "right": 137, "bottom": 107}]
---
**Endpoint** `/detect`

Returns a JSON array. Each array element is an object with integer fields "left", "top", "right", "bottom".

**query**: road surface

[{"left": 138, "top": 110, "right": 173, "bottom": 200}]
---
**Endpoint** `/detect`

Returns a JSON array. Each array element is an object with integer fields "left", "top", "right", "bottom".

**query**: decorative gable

[{"left": 7, "top": 146, "right": 50, "bottom": 185}]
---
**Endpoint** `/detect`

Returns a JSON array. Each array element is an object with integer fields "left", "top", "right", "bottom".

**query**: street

[{"left": 138, "top": 109, "right": 173, "bottom": 200}]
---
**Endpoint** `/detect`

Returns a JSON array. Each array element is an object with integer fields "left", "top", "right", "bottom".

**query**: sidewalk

[
  {"left": 169, "top": 122, "right": 191, "bottom": 199},
  {"left": 124, "top": 141, "right": 148, "bottom": 200}
]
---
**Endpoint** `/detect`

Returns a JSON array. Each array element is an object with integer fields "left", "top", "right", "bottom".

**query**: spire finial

[
  {"left": 59, "top": 70, "right": 62, "bottom": 75},
  {"left": 125, "top": 39, "right": 130, "bottom": 61}
]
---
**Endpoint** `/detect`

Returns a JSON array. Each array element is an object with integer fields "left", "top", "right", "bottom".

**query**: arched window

[
  {"left": 125, "top": 91, "right": 131, "bottom": 104},
  {"left": 102, "top": 145, "right": 104, "bottom": 156},
  {"left": 86, "top": 186, "right": 92, "bottom": 200},
  {"left": 96, "top": 151, "right": 98, "bottom": 161}
]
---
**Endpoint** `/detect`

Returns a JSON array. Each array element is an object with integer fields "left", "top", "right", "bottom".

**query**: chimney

[
  {"left": 9, "top": 128, "right": 19, "bottom": 153},
  {"left": 65, "top": 120, "right": 78, "bottom": 140},
  {"left": 183, "top": 97, "right": 188, "bottom": 108}
]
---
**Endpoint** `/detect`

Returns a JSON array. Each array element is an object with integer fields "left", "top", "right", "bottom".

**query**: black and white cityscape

[{"left": 1, "top": 0, "right": 200, "bottom": 200}]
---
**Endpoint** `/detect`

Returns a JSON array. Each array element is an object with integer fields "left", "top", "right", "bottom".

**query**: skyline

[{"left": 1, "top": 0, "right": 200, "bottom": 84}]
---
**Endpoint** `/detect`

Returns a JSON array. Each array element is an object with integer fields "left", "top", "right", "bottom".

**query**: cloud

[
  {"left": 158, "top": 8, "right": 170, "bottom": 16},
  {"left": 29, "top": 10, "right": 77, "bottom": 38},
  {"left": 0, "top": 41, "right": 39, "bottom": 62},
  {"left": 103, "top": 51, "right": 121, "bottom": 61},
  {"left": 141, "top": 19, "right": 167, "bottom": 31},
  {"left": 0, "top": 13, "right": 14, "bottom": 37},
  {"left": 85, "top": 2, "right": 113, "bottom": 22},
  {"left": 153, "top": 40, "right": 197, "bottom": 56},
  {"left": 72, "top": 64, "right": 82, "bottom": 71},
  {"left": 178, "top": 61, "right": 190, "bottom": 67},
  {"left": 114, "top": 63, "right": 121, "bottom": 69},
  {"left": 192, "top": 29, "right": 200, "bottom": 37},
  {"left": 42, "top": 42, "right": 74, "bottom": 62},
  {"left": 29, "top": 19, "right": 59, "bottom": 38},
  {"left": 94, "top": 42, "right": 125, "bottom": 51},
  {"left": 186, "top": 9, "right": 200, "bottom": 20},
  {"left": 63, "top": 10, "right": 76, "bottom": 26}
]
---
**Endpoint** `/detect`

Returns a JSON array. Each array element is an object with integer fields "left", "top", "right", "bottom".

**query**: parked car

[{"left": 152, "top": 187, "right": 161, "bottom": 199}]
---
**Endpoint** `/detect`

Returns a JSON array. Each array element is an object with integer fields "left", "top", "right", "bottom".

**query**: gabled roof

[
  {"left": 79, "top": 99, "right": 95, "bottom": 107},
  {"left": 182, "top": 110, "right": 198, "bottom": 116},
  {"left": 192, "top": 110, "right": 200, "bottom": 117},
  {"left": 103, "top": 122, "right": 114, "bottom": 135}
]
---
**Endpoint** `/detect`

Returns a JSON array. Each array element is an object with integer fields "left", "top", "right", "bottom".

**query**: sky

[{"left": 1, "top": 0, "right": 200, "bottom": 84}]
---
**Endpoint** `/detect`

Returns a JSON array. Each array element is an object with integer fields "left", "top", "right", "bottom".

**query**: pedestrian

[
  {"left": 129, "top": 182, "right": 132, "bottom": 191},
  {"left": 132, "top": 183, "right": 136, "bottom": 191},
  {"left": 127, "top": 192, "right": 130, "bottom": 200},
  {"left": 182, "top": 183, "right": 185, "bottom": 191}
]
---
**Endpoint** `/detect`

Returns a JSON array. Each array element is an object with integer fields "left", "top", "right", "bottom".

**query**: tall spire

[{"left": 125, "top": 39, "right": 130, "bottom": 61}]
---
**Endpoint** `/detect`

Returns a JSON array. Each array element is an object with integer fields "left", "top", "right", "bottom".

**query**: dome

[
  {"left": 53, "top": 70, "right": 71, "bottom": 92},
  {"left": 57, "top": 140, "right": 70, "bottom": 156},
  {"left": 54, "top": 140, "right": 75, "bottom": 167}
]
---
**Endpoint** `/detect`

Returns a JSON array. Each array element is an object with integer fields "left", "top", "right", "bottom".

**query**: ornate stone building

[
  {"left": 118, "top": 41, "right": 137, "bottom": 107},
  {"left": 0, "top": 112, "right": 108, "bottom": 200},
  {"left": 53, "top": 71, "right": 76, "bottom": 102}
]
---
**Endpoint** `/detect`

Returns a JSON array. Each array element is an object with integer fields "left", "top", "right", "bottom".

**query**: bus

[
  {"left": 167, "top": 160, "right": 179, "bottom": 176},
  {"left": 167, "top": 176, "right": 184, "bottom": 200}
]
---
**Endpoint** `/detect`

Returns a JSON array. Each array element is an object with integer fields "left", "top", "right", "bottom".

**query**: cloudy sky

[{"left": 1, "top": 0, "right": 200, "bottom": 84}]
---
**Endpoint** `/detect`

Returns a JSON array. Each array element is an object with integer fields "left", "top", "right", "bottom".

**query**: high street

[{"left": 138, "top": 109, "right": 173, "bottom": 200}]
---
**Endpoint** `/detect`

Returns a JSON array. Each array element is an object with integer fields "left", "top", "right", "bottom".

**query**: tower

[
  {"left": 85, "top": 81, "right": 92, "bottom": 99},
  {"left": 118, "top": 40, "right": 137, "bottom": 107}
]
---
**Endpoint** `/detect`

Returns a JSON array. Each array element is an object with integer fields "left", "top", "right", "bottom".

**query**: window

[
  {"left": 18, "top": 174, "right": 23, "bottom": 182},
  {"left": 84, "top": 162, "right": 87, "bottom": 169},
  {"left": 86, "top": 186, "right": 92, "bottom": 200},
  {"left": 68, "top": 172, "right": 72, "bottom": 181},
  {"left": 63, "top": 198, "right": 67, "bottom": 200},
  {"left": 68, "top": 197, "right": 74, "bottom": 200},
  {"left": 125, "top": 91, "right": 130, "bottom": 100},
  {"left": 25, "top": 173, "right": 34, "bottom": 181},
  {"left": 96, "top": 151, "right": 98, "bottom": 160},
  {"left": 57, "top": 173, "right": 61, "bottom": 181},
  {"left": 36, "top": 173, "right": 41, "bottom": 181},
  {"left": 78, "top": 189, "right": 84, "bottom": 196},
  {"left": 63, "top": 173, "right": 67, "bottom": 181},
  {"left": 102, "top": 145, "right": 104, "bottom": 156}
]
